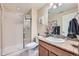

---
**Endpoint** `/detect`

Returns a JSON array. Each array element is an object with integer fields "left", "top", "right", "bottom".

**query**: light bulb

[
  {"left": 50, "top": 3, "right": 53, "bottom": 7},
  {"left": 49, "top": 3, "right": 53, "bottom": 9},
  {"left": 58, "top": 3, "right": 63, "bottom": 6},
  {"left": 53, "top": 5, "right": 57, "bottom": 9}
]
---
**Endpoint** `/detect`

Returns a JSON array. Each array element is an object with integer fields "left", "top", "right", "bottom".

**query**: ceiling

[
  {"left": 48, "top": 3, "right": 78, "bottom": 16},
  {"left": 2, "top": 3, "right": 46, "bottom": 13}
]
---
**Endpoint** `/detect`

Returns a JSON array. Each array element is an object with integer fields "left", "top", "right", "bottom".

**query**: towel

[{"left": 67, "top": 18, "right": 79, "bottom": 38}]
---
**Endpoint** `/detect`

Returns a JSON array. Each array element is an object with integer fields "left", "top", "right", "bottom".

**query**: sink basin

[{"left": 46, "top": 37, "right": 66, "bottom": 43}]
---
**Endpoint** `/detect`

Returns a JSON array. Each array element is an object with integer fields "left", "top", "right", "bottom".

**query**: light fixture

[
  {"left": 49, "top": 3, "right": 63, "bottom": 9},
  {"left": 49, "top": 3, "right": 53, "bottom": 9},
  {"left": 50, "top": 3, "right": 53, "bottom": 7},
  {"left": 58, "top": 3, "right": 63, "bottom": 6},
  {"left": 53, "top": 5, "right": 57, "bottom": 9}
]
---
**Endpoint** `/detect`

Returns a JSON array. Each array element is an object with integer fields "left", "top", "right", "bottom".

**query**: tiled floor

[{"left": 18, "top": 47, "right": 38, "bottom": 56}]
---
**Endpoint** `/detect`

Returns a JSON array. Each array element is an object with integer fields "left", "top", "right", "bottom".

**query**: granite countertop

[{"left": 38, "top": 36, "right": 79, "bottom": 55}]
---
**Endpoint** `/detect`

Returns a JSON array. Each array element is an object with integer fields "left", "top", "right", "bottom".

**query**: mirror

[{"left": 48, "top": 3, "right": 78, "bottom": 37}]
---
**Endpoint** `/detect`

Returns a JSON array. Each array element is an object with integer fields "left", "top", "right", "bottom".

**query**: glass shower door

[{"left": 23, "top": 18, "right": 31, "bottom": 48}]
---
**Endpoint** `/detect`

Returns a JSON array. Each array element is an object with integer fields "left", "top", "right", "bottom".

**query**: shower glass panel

[{"left": 23, "top": 17, "right": 31, "bottom": 48}]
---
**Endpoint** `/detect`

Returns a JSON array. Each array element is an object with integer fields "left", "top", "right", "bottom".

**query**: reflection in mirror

[{"left": 48, "top": 3, "right": 79, "bottom": 39}]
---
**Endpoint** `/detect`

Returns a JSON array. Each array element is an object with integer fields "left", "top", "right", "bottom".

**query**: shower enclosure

[{"left": 23, "top": 15, "right": 31, "bottom": 48}]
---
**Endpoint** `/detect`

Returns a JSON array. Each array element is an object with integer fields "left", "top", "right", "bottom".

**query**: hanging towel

[{"left": 67, "top": 18, "right": 79, "bottom": 38}]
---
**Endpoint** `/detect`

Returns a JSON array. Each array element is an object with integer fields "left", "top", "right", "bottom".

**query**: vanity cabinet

[
  {"left": 39, "top": 45, "right": 49, "bottom": 56},
  {"left": 39, "top": 40, "right": 76, "bottom": 56}
]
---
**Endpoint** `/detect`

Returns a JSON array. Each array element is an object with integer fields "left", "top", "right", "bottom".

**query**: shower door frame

[{"left": 23, "top": 17, "right": 32, "bottom": 48}]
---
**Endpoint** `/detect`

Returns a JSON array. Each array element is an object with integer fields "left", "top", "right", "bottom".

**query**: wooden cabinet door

[
  {"left": 39, "top": 45, "right": 49, "bottom": 56},
  {"left": 49, "top": 51, "right": 57, "bottom": 56}
]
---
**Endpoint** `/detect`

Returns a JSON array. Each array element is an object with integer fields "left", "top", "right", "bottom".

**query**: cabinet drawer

[{"left": 39, "top": 40, "right": 74, "bottom": 56}]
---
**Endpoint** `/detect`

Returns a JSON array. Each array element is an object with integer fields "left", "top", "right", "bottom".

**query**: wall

[
  {"left": 37, "top": 4, "right": 49, "bottom": 36},
  {"left": 31, "top": 8, "right": 37, "bottom": 41},
  {"left": 0, "top": 6, "right": 1, "bottom": 56},
  {"left": 2, "top": 10, "right": 24, "bottom": 55}
]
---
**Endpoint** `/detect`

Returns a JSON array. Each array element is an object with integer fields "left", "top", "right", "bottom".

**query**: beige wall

[
  {"left": 37, "top": 4, "right": 49, "bottom": 36},
  {"left": 2, "top": 10, "right": 24, "bottom": 55},
  {"left": 0, "top": 7, "right": 1, "bottom": 55},
  {"left": 31, "top": 8, "right": 37, "bottom": 41}
]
